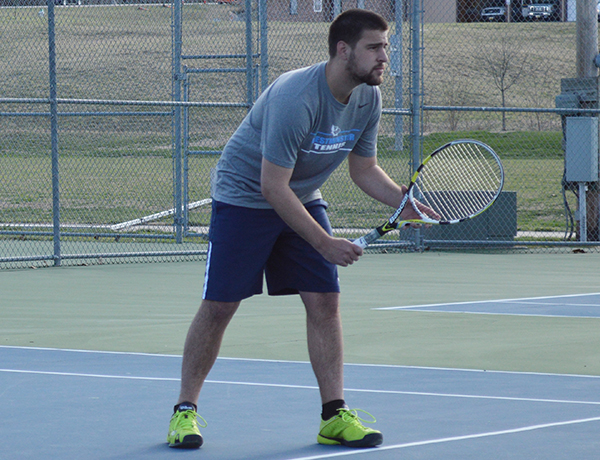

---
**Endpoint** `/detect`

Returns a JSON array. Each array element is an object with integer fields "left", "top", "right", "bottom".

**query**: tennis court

[{"left": 1, "top": 251, "right": 600, "bottom": 459}]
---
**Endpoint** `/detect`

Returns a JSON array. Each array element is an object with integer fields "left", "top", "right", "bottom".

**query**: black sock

[
  {"left": 174, "top": 401, "right": 197, "bottom": 413},
  {"left": 321, "top": 399, "right": 348, "bottom": 420}
]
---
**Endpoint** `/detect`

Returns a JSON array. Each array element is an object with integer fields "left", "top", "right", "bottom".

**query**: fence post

[
  {"left": 392, "top": 0, "right": 404, "bottom": 151},
  {"left": 245, "top": 0, "right": 253, "bottom": 108},
  {"left": 410, "top": 0, "right": 423, "bottom": 249},
  {"left": 172, "top": 0, "right": 183, "bottom": 243},
  {"left": 333, "top": 0, "right": 341, "bottom": 18},
  {"left": 47, "top": 0, "right": 60, "bottom": 266},
  {"left": 259, "top": 0, "right": 268, "bottom": 93}
]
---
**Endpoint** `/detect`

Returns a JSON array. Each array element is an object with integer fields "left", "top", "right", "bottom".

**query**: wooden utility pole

[
  {"left": 576, "top": 0, "right": 599, "bottom": 240},
  {"left": 577, "top": 0, "right": 598, "bottom": 78}
]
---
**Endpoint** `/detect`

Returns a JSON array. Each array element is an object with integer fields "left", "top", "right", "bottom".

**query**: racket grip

[{"left": 352, "top": 227, "right": 387, "bottom": 249}]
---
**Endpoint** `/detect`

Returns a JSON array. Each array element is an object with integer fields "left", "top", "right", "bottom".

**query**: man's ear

[{"left": 336, "top": 41, "right": 350, "bottom": 60}]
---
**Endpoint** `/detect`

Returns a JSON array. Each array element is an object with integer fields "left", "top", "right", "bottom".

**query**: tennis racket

[{"left": 353, "top": 139, "right": 504, "bottom": 248}]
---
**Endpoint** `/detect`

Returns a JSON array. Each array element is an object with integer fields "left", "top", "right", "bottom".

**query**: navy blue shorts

[{"left": 202, "top": 199, "right": 340, "bottom": 302}]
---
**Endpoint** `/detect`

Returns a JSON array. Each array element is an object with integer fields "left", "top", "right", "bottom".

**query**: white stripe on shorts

[{"left": 202, "top": 241, "right": 213, "bottom": 299}]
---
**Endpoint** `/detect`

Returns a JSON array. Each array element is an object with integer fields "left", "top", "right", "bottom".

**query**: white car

[
  {"left": 481, "top": 6, "right": 506, "bottom": 22},
  {"left": 525, "top": 3, "right": 559, "bottom": 21}
]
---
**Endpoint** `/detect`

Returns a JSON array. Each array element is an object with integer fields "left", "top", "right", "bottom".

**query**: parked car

[
  {"left": 481, "top": 6, "right": 506, "bottom": 21},
  {"left": 524, "top": 3, "right": 559, "bottom": 21}
]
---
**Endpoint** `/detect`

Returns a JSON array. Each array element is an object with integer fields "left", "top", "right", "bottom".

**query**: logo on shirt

[{"left": 305, "top": 125, "right": 359, "bottom": 155}]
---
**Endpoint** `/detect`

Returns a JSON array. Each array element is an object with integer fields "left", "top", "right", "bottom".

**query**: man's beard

[{"left": 346, "top": 52, "right": 384, "bottom": 86}]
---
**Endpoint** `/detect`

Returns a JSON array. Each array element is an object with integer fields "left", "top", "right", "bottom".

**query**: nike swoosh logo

[{"left": 358, "top": 103, "right": 369, "bottom": 108}]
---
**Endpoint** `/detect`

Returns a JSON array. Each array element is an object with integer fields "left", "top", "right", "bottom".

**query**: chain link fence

[{"left": 1, "top": 0, "right": 599, "bottom": 269}]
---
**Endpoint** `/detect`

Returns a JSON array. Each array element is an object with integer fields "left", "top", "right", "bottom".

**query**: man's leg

[
  {"left": 168, "top": 299, "right": 239, "bottom": 449},
  {"left": 300, "top": 291, "right": 344, "bottom": 405},
  {"left": 178, "top": 299, "right": 240, "bottom": 405},
  {"left": 301, "top": 291, "right": 383, "bottom": 448}
]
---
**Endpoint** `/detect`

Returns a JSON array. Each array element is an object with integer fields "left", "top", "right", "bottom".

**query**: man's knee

[
  {"left": 199, "top": 300, "right": 240, "bottom": 323},
  {"left": 301, "top": 292, "right": 340, "bottom": 320}
]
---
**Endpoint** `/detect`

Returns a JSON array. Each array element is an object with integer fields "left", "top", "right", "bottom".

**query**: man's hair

[{"left": 328, "top": 9, "right": 389, "bottom": 58}]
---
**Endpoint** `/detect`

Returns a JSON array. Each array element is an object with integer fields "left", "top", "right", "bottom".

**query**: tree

[{"left": 477, "top": 33, "right": 529, "bottom": 131}]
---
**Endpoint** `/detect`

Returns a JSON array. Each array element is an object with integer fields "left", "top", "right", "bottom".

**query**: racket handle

[
  {"left": 352, "top": 235, "right": 370, "bottom": 249},
  {"left": 352, "top": 224, "right": 396, "bottom": 249}
]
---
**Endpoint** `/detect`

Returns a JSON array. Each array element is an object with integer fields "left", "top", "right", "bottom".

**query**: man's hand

[
  {"left": 394, "top": 185, "right": 441, "bottom": 227},
  {"left": 317, "top": 235, "right": 363, "bottom": 267},
  {"left": 261, "top": 157, "right": 363, "bottom": 267}
]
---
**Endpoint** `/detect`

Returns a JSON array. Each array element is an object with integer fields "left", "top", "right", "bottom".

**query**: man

[{"left": 167, "top": 8, "right": 421, "bottom": 450}]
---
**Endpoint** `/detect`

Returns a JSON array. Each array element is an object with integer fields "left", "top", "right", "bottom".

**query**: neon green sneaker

[
  {"left": 317, "top": 408, "right": 383, "bottom": 448},
  {"left": 167, "top": 404, "right": 207, "bottom": 449}
]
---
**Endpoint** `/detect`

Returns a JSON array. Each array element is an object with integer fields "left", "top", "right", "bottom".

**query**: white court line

[
  {"left": 374, "top": 310, "right": 600, "bottom": 320},
  {"left": 513, "top": 301, "right": 600, "bottom": 308},
  {"left": 0, "top": 368, "right": 179, "bottom": 382},
  {"left": 283, "top": 415, "right": 600, "bottom": 460},
  {"left": 0, "top": 344, "right": 182, "bottom": 358},
  {"left": 2, "top": 368, "right": 600, "bottom": 407},
  {"left": 374, "top": 292, "right": 600, "bottom": 311},
  {"left": 0, "top": 345, "right": 310, "bottom": 364},
  {"left": 3, "top": 344, "right": 600, "bottom": 380}
]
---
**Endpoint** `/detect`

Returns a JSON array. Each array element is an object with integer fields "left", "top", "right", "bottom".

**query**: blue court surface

[
  {"left": 376, "top": 293, "right": 600, "bottom": 318},
  {"left": 1, "top": 345, "right": 600, "bottom": 460}
]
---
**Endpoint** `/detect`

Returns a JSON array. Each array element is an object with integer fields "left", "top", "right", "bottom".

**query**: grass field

[
  {"left": 0, "top": 4, "right": 587, "bottom": 242},
  {"left": 0, "top": 128, "right": 573, "bottom": 236}
]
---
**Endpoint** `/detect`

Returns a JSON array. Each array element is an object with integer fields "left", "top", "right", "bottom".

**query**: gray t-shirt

[{"left": 213, "top": 61, "right": 382, "bottom": 209}]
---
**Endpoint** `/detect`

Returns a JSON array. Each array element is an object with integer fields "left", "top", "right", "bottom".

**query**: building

[
  {"left": 267, "top": 0, "right": 572, "bottom": 23},
  {"left": 267, "top": 0, "right": 456, "bottom": 23}
]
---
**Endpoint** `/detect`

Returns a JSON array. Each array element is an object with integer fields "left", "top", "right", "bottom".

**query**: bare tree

[
  {"left": 524, "top": 63, "right": 553, "bottom": 131},
  {"left": 476, "top": 34, "right": 529, "bottom": 131},
  {"left": 440, "top": 69, "right": 471, "bottom": 131}
]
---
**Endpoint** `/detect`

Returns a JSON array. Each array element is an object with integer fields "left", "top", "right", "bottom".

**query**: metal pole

[
  {"left": 579, "top": 183, "right": 588, "bottom": 242},
  {"left": 172, "top": 0, "right": 183, "bottom": 243},
  {"left": 410, "top": 0, "right": 422, "bottom": 172},
  {"left": 245, "top": 0, "right": 253, "bottom": 108},
  {"left": 259, "top": 0, "right": 268, "bottom": 92},
  {"left": 411, "top": 0, "right": 423, "bottom": 249},
  {"left": 392, "top": 0, "right": 404, "bottom": 151},
  {"left": 333, "top": 0, "right": 341, "bottom": 18},
  {"left": 47, "top": 0, "right": 60, "bottom": 266},
  {"left": 182, "top": 67, "right": 189, "bottom": 236}
]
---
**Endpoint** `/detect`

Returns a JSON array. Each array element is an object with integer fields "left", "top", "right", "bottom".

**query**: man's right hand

[{"left": 317, "top": 236, "right": 363, "bottom": 267}]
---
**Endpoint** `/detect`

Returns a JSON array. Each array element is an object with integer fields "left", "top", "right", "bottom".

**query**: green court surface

[{"left": 1, "top": 252, "right": 599, "bottom": 376}]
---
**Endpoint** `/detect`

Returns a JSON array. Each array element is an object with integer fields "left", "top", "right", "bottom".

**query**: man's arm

[
  {"left": 348, "top": 152, "right": 405, "bottom": 207},
  {"left": 260, "top": 157, "right": 362, "bottom": 266},
  {"left": 348, "top": 152, "right": 427, "bottom": 221}
]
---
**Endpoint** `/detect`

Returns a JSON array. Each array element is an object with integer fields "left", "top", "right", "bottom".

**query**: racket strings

[
  {"left": 459, "top": 142, "right": 503, "bottom": 191},
  {"left": 417, "top": 172, "right": 496, "bottom": 220},
  {"left": 414, "top": 142, "right": 503, "bottom": 222},
  {"left": 444, "top": 144, "right": 498, "bottom": 217}
]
